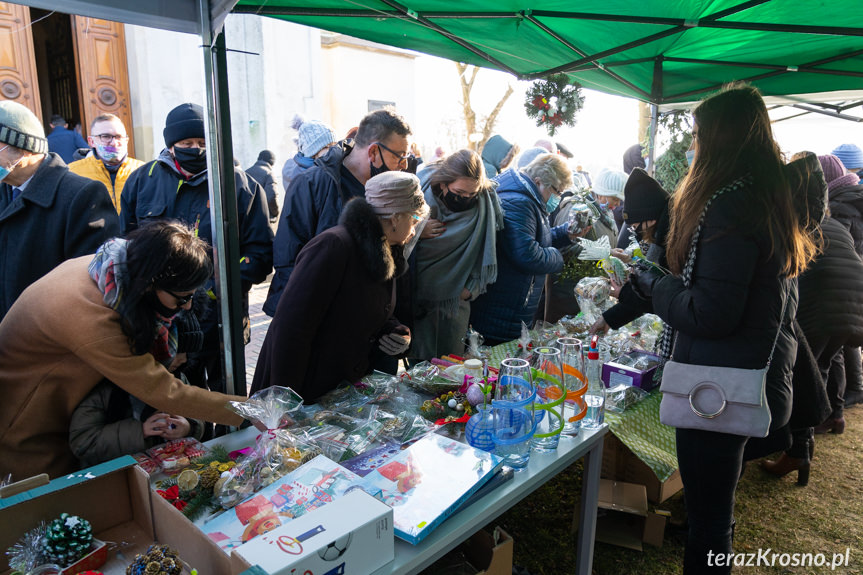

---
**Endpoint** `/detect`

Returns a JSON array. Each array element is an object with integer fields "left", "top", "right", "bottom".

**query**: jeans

[{"left": 676, "top": 427, "right": 748, "bottom": 574}]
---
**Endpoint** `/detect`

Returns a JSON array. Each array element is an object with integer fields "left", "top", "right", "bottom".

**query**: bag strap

[{"left": 670, "top": 174, "right": 788, "bottom": 370}]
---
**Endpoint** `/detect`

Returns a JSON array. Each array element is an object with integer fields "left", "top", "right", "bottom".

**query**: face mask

[
  {"left": 0, "top": 145, "right": 22, "bottom": 182},
  {"left": 173, "top": 147, "right": 208, "bottom": 175},
  {"left": 546, "top": 194, "right": 561, "bottom": 213},
  {"left": 149, "top": 291, "right": 181, "bottom": 319},
  {"left": 685, "top": 149, "right": 696, "bottom": 166},
  {"left": 96, "top": 144, "right": 126, "bottom": 164},
  {"left": 441, "top": 190, "right": 478, "bottom": 212}
]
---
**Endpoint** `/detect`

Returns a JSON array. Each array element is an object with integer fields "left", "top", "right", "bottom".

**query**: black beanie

[
  {"left": 163, "top": 103, "right": 205, "bottom": 148},
  {"left": 257, "top": 150, "right": 275, "bottom": 165},
  {"left": 622, "top": 168, "right": 670, "bottom": 224}
]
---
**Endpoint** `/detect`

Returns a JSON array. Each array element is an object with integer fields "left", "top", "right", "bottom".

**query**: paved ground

[{"left": 242, "top": 278, "right": 272, "bottom": 393}]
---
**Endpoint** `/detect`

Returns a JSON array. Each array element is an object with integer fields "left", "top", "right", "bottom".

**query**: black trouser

[
  {"left": 844, "top": 345, "right": 862, "bottom": 393},
  {"left": 676, "top": 427, "right": 748, "bottom": 574}
]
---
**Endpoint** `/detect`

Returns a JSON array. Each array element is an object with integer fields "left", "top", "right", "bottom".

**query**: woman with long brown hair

[{"left": 630, "top": 84, "right": 816, "bottom": 574}]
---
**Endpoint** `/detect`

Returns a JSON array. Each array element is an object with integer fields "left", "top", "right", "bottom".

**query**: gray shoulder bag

[{"left": 659, "top": 177, "right": 786, "bottom": 438}]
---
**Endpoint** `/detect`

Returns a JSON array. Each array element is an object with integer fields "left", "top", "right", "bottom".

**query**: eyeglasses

[
  {"left": 374, "top": 141, "right": 413, "bottom": 169},
  {"left": 92, "top": 133, "right": 128, "bottom": 144},
  {"left": 163, "top": 289, "right": 194, "bottom": 306},
  {"left": 549, "top": 184, "right": 562, "bottom": 196}
]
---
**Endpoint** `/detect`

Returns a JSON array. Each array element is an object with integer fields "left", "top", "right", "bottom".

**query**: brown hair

[
  {"left": 90, "top": 113, "right": 122, "bottom": 132},
  {"left": 427, "top": 149, "right": 491, "bottom": 193},
  {"left": 665, "top": 84, "right": 816, "bottom": 277}
]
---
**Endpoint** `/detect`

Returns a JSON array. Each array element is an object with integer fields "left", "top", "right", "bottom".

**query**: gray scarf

[{"left": 415, "top": 181, "right": 503, "bottom": 318}]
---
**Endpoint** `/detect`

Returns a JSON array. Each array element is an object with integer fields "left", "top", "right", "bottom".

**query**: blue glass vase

[{"left": 465, "top": 404, "right": 495, "bottom": 452}]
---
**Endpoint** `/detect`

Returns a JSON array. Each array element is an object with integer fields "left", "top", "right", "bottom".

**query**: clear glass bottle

[{"left": 583, "top": 335, "right": 606, "bottom": 429}]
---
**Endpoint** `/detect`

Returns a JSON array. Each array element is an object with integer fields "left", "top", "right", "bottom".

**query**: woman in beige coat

[{"left": 0, "top": 221, "right": 245, "bottom": 480}]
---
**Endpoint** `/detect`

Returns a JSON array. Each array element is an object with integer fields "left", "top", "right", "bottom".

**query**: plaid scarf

[{"left": 89, "top": 238, "right": 177, "bottom": 366}]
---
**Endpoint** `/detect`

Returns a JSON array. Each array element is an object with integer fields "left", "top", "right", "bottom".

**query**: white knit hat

[{"left": 592, "top": 169, "right": 628, "bottom": 200}]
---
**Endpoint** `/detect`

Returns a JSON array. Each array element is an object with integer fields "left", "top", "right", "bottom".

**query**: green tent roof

[{"left": 234, "top": 0, "right": 863, "bottom": 104}]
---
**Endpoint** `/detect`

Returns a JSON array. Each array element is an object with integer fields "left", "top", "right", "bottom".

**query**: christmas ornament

[
  {"left": 125, "top": 544, "right": 183, "bottom": 575},
  {"left": 5, "top": 521, "right": 47, "bottom": 573},
  {"left": 43, "top": 513, "right": 93, "bottom": 567},
  {"left": 524, "top": 74, "right": 585, "bottom": 136}
]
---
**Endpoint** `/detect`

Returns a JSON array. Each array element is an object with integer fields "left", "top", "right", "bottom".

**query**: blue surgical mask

[
  {"left": 598, "top": 202, "right": 608, "bottom": 211},
  {"left": 685, "top": 149, "right": 696, "bottom": 166},
  {"left": 0, "top": 145, "right": 23, "bottom": 182},
  {"left": 546, "top": 194, "right": 561, "bottom": 212}
]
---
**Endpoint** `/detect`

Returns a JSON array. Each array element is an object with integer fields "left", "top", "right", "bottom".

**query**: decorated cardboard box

[{"left": 231, "top": 490, "right": 394, "bottom": 575}]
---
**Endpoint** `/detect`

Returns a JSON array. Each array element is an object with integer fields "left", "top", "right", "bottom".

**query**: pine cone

[
  {"left": 43, "top": 513, "right": 92, "bottom": 566},
  {"left": 199, "top": 466, "right": 220, "bottom": 490}
]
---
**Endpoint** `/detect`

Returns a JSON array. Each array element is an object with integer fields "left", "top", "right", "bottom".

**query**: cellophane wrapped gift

[{"left": 217, "top": 387, "right": 320, "bottom": 509}]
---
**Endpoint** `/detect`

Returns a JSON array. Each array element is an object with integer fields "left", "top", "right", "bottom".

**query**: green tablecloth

[{"left": 487, "top": 340, "right": 678, "bottom": 481}]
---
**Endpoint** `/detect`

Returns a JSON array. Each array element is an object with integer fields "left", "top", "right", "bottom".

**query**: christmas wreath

[{"left": 524, "top": 74, "right": 585, "bottom": 136}]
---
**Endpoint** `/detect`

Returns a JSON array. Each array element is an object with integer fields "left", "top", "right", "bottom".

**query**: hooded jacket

[
  {"left": 246, "top": 158, "right": 280, "bottom": 220},
  {"left": 0, "top": 152, "right": 121, "bottom": 320},
  {"left": 827, "top": 181, "right": 863, "bottom": 255},
  {"left": 264, "top": 141, "right": 365, "bottom": 316},
  {"left": 251, "top": 198, "right": 407, "bottom": 402},
  {"left": 470, "top": 168, "right": 570, "bottom": 342},
  {"left": 481, "top": 135, "right": 515, "bottom": 178}
]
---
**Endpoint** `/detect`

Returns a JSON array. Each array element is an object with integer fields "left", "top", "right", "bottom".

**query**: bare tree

[{"left": 456, "top": 62, "right": 514, "bottom": 152}]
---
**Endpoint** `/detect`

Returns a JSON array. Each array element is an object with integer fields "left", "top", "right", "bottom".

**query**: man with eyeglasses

[
  {"left": 69, "top": 114, "right": 144, "bottom": 214},
  {"left": 264, "top": 108, "right": 413, "bottom": 317},
  {"left": 0, "top": 101, "right": 120, "bottom": 320}
]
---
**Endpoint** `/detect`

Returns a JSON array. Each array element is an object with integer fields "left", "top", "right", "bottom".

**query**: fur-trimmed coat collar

[{"left": 340, "top": 197, "right": 407, "bottom": 282}]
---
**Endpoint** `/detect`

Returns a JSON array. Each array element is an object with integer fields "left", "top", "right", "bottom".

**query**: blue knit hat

[
  {"left": 297, "top": 120, "right": 336, "bottom": 158},
  {"left": 832, "top": 143, "right": 863, "bottom": 171}
]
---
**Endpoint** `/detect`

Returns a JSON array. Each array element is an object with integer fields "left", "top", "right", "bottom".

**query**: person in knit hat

[
  {"left": 265, "top": 108, "right": 412, "bottom": 317},
  {"left": 281, "top": 115, "right": 338, "bottom": 194},
  {"left": 252, "top": 171, "right": 427, "bottom": 402},
  {"left": 831, "top": 143, "right": 863, "bottom": 179},
  {"left": 818, "top": 153, "right": 863, "bottom": 408},
  {"left": 0, "top": 100, "right": 119, "bottom": 320},
  {"left": 121, "top": 103, "right": 273, "bottom": 400}
]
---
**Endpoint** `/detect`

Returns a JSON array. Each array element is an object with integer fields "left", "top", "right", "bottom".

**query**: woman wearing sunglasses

[{"left": 0, "top": 220, "right": 247, "bottom": 481}]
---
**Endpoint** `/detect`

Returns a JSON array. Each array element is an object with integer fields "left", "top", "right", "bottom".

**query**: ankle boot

[
  {"left": 761, "top": 453, "right": 811, "bottom": 486},
  {"left": 814, "top": 417, "right": 845, "bottom": 435}
]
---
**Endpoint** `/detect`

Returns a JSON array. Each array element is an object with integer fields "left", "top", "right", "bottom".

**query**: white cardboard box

[{"left": 231, "top": 490, "right": 394, "bottom": 575}]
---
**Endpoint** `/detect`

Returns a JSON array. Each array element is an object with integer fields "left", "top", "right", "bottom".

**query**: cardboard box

[
  {"left": 231, "top": 490, "right": 394, "bottom": 575},
  {"left": 600, "top": 433, "right": 682, "bottom": 503},
  {"left": 594, "top": 479, "right": 668, "bottom": 551},
  {"left": 423, "top": 527, "right": 514, "bottom": 575},
  {"left": 601, "top": 349, "right": 662, "bottom": 390},
  {"left": 0, "top": 456, "right": 155, "bottom": 575}
]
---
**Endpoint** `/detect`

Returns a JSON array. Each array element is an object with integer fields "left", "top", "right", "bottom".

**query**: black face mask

[
  {"left": 150, "top": 291, "right": 181, "bottom": 319},
  {"left": 441, "top": 190, "right": 478, "bottom": 212},
  {"left": 173, "top": 147, "right": 208, "bottom": 175},
  {"left": 369, "top": 147, "right": 392, "bottom": 178}
]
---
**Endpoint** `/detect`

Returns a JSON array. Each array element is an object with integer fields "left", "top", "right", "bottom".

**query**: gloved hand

[
  {"left": 629, "top": 261, "right": 665, "bottom": 300},
  {"left": 379, "top": 331, "right": 411, "bottom": 356}
]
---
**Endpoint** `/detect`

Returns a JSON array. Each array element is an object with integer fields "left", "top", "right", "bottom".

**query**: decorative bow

[{"left": 157, "top": 484, "right": 188, "bottom": 511}]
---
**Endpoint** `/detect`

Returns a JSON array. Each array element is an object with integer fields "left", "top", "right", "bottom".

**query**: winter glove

[
  {"left": 629, "top": 261, "right": 665, "bottom": 300},
  {"left": 379, "top": 332, "right": 411, "bottom": 356}
]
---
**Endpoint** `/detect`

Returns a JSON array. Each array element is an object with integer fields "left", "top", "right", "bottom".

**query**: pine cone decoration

[
  {"left": 199, "top": 466, "right": 220, "bottom": 490},
  {"left": 43, "top": 513, "right": 93, "bottom": 566},
  {"left": 126, "top": 544, "right": 183, "bottom": 575}
]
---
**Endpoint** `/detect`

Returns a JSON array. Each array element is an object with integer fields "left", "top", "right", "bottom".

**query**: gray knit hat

[
  {"left": 297, "top": 120, "right": 337, "bottom": 158},
  {"left": 0, "top": 101, "right": 48, "bottom": 154},
  {"left": 365, "top": 171, "right": 426, "bottom": 217}
]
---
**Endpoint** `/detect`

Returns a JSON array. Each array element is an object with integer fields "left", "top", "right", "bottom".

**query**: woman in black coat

[
  {"left": 250, "top": 171, "right": 428, "bottom": 403},
  {"left": 632, "top": 85, "right": 817, "bottom": 574}
]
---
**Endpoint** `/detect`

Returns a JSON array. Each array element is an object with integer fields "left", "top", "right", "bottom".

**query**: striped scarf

[{"left": 89, "top": 238, "right": 177, "bottom": 366}]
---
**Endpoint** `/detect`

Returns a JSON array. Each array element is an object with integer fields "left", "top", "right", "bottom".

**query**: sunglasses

[{"left": 163, "top": 289, "right": 194, "bottom": 306}]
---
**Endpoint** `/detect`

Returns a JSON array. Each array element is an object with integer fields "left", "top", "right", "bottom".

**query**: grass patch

[{"left": 478, "top": 405, "right": 863, "bottom": 575}]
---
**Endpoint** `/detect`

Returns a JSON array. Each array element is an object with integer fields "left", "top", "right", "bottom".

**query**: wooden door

[
  {"left": 71, "top": 16, "right": 134, "bottom": 156},
  {"left": 0, "top": 3, "right": 41, "bottom": 121}
]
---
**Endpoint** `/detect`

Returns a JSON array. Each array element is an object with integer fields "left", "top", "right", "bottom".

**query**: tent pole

[
  {"left": 647, "top": 58, "right": 661, "bottom": 176},
  {"left": 200, "top": 1, "right": 245, "bottom": 398}
]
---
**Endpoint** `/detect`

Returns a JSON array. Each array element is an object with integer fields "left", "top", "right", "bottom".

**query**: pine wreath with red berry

[{"left": 524, "top": 74, "right": 585, "bottom": 136}]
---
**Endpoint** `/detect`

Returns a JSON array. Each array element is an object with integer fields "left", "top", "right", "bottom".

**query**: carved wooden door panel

[
  {"left": 71, "top": 16, "right": 134, "bottom": 155},
  {"left": 0, "top": 3, "right": 41, "bottom": 121}
]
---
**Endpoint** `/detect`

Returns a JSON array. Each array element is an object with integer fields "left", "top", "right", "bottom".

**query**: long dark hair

[
  {"left": 118, "top": 220, "right": 213, "bottom": 354},
  {"left": 665, "top": 83, "right": 816, "bottom": 277}
]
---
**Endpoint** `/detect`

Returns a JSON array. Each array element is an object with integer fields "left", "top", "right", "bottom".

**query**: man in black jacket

[
  {"left": 246, "top": 150, "right": 280, "bottom": 223},
  {"left": 121, "top": 103, "right": 273, "bottom": 395},
  {"left": 264, "top": 108, "right": 412, "bottom": 316},
  {"left": 0, "top": 101, "right": 120, "bottom": 319}
]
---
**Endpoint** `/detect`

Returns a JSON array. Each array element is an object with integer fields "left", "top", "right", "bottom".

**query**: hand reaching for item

[
  {"left": 420, "top": 218, "right": 445, "bottom": 239},
  {"left": 379, "top": 331, "right": 411, "bottom": 356},
  {"left": 589, "top": 316, "right": 611, "bottom": 335}
]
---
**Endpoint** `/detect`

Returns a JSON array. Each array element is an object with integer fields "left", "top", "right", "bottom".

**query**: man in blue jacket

[
  {"left": 120, "top": 103, "right": 273, "bottom": 394},
  {"left": 264, "top": 108, "right": 412, "bottom": 316},
  {"left": 46, "top": 115, "right": 88, "bottom": 164},
  {"left": 470, "top": 153, "right": 579, "bottom": 345}
]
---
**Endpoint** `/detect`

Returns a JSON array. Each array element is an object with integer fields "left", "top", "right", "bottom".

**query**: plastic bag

[{"left": 606, "top": 384, "right": 648, "bottom": 413}]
